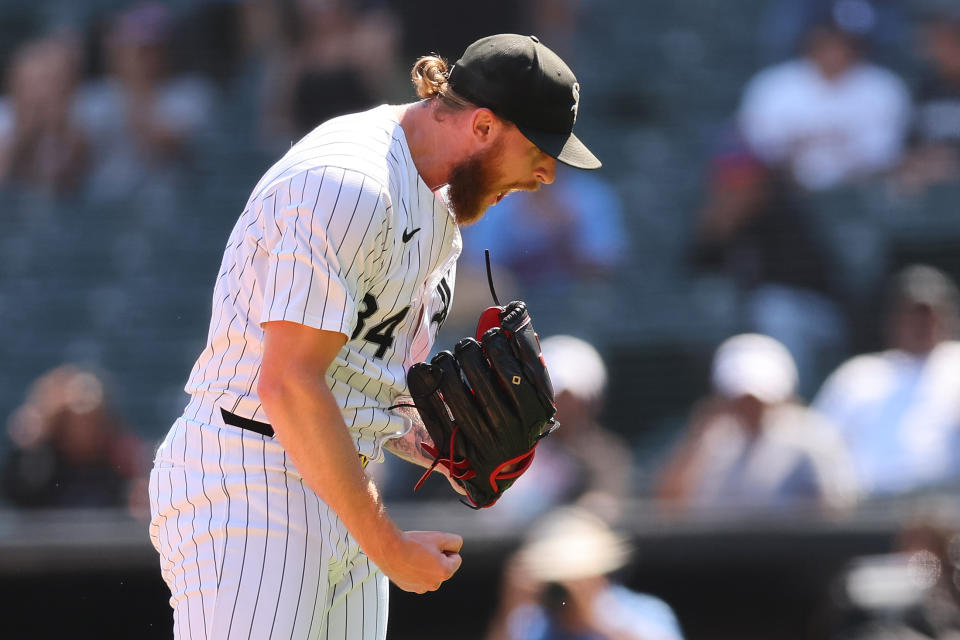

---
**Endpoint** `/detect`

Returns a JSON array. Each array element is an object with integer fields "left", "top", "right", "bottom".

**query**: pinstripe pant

[{"left": 149, "top": 416, "right": 388, "bottom": 640}]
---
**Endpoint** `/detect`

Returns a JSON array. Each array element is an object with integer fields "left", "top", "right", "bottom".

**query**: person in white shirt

[
  {"left": 485, "top": 507, "right": 685, "bottom": 640},
  {"left": 813, "top": 265, "right": 960, "bottom": 496},
  {"left": 76, "top": 3, "right": 214, "bottom": 204},
  {"left": 738, "top": 18, "right": 911, "bottom": 190},
  {"left": 657, "top": 333, "right": 859, "bottom": 513},
  {"left": 490, "top": 335, "right": 635, "bottom": 525},
  {"left": 0, "top": 34, "right": 88, "bottom": 194}
]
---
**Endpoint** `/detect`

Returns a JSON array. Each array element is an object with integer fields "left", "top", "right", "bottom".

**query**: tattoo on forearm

[
  {"left": 386, "top": 428, "right": 422, "bottom": 459},
  {"left": 384, "top": 413, "right": 434, "bottom": 467}
]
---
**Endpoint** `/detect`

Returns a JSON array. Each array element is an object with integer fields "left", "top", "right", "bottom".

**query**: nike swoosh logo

[{"left": 402, "top": 227, "right": 421, "bottom": 243}]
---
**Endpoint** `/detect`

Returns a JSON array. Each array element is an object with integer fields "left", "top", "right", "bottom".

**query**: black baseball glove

[{"left": 406, "top": 301, "right": 558, "bottom": 508}]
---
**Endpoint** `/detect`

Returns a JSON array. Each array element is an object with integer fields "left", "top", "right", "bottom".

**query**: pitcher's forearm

[
  {"left": 259, "top": 372, "right": 400, "bottom": 560},
  {"left": 384, "top": 418, "right": 434, "bottom": 468}
]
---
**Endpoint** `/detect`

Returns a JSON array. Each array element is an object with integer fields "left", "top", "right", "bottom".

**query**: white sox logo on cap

[{"left": 571, "top": 82, "right": 580, "bottom": 125}]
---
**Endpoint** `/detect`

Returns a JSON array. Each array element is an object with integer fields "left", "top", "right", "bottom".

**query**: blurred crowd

[
  {"left": 4, "top": 0, "right": 960, "bottom": 637},
  {"left": 0, "top": 0, "right": 408, "bottom": 203}
]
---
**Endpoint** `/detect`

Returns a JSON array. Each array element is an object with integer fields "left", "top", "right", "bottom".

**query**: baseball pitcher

[{"left": 149, "top": 33, "right": 600, "bottom": 640}]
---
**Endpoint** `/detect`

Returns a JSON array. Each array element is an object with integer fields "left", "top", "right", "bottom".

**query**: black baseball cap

[{"left": 448, "top": 34, "right": 601, "bottom": 170}]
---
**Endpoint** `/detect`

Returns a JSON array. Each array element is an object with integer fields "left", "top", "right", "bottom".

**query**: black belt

[
  {"left": 219, "top": 407, "right": 369, "bottom": 468},
  {"left": 221, "top": 408, "right": 275, "bottom": 437}
]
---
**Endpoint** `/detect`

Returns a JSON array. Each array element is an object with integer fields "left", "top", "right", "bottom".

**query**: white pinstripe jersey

[{"left": 183, "top": 105, "right": 461, "bottom": 461}]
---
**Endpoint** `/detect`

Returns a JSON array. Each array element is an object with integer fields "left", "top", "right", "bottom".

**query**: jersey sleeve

[{"left": 260, "top": 166, "right": 387, "bottom": 338}]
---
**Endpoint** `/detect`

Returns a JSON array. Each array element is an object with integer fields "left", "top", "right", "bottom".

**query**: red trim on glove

[
  {"left": 414, "top": 425, "right": 476, "bottom": 493},
  {"left": 476, "top": 306, "right": 503, "bottom": 340},
  {"left": 413, "top": 434, "right": 539, "bottom": 509},
  {"left": 488, "top": 445, "right": 538, "bottom": 492}
]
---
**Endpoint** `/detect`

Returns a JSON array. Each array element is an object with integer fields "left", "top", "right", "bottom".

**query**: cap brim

[{"left": 518, "top": 127, "right": 602, "bottom": 170}]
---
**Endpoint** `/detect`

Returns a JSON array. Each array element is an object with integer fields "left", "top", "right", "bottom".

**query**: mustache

[{"left": 512, "top": 181, "right": 541, "bottom": 193}]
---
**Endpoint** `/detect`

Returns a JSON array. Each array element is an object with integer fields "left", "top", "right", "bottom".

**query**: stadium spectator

[
  {"left": 255, "top": 0, "right": 402, "bottom": 147},
  {"left": 898, "top": 8, "right": 960, "bottom": 192},
  {"left": 738, "top": 12, "right": 911, "bottom": 191},
  {"left": 826, "top": 502, "right": 960, "bottom": 639},
  {"left": 491, "top": 335, "right": 635, "bottom": 525},
  {"left": 0, "top": 33, "right": 88, "bottom": 195},
  {"left": 691, "top": 139, "right": 846, "bottom": 397},
  {"left": 756, "top": 0, "right": 907, "bottom": 65},
  {"left": 450, "top": 164, "right": 628, "bottom": 340},
  {"left": 813, "top": 265, "right": 960, "bottom": 497},
  {"left": 75, "top": 2, "right": 213, "bottom": 205},
  {"left": 484, "top": 506, "right": 685, "bottom": 640},
  {"left": 1, "top": 364, "right": 149, "bottom": 511},
  {"left": 656, "top": 333, "right": 859, "bottom": 513},
  {"left": 462, "top": 164, "right": 626, "bottom": 287}
]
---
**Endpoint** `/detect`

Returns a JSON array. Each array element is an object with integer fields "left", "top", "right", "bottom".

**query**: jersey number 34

[{"left": 351, "top": 293, "right": 410, "bottom": 359}]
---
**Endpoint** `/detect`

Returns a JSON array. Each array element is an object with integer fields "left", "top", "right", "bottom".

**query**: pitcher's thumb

[
  {"left": 441, "top": 550, "right": 463, "bottom": 575},
  {"left": 437, "top": 532, "right": 463, "bottom": 554}
]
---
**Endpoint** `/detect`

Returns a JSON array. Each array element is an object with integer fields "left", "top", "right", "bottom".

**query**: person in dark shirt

[
  {"left": 1, "top": 365, "right": 148, "bottom": 510},
  {"left": 693, "top": 149, "right": 833, "bottom": 294},
  {"left": 899, "top": 10, "right": 960, "bottom": 191},
  {"left": 691, "top": 143, "right": 845, "bottom": 396}
]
